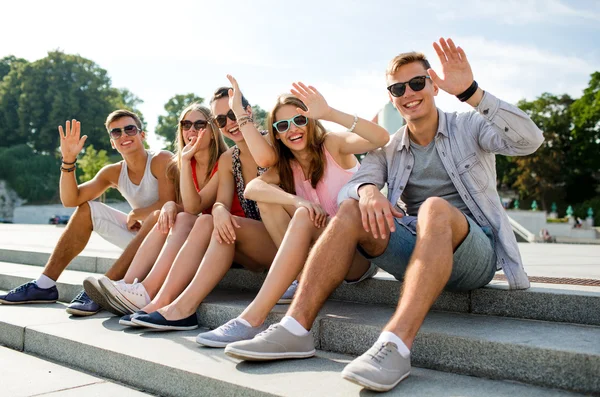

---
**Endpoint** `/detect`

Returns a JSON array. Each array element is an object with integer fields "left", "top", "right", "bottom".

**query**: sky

[{"left": 1, "top": 0, "right": 599, "bottom": 150}]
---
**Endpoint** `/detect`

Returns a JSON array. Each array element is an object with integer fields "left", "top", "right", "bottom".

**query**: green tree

[
  {"left": 0, "top": 51, "right": 144, "bottom": 154},
  {"left": 78, "top": 145, "right": 110, "bottom": 183},
  {"left": 156, "top": 94, "right": 204, "bottom": 151},
  {"left": 252, "top": 104, "right": 268, "bottom": 130}
]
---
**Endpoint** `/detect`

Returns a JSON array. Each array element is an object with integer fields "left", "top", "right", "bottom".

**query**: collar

[{"left": 396, "top": 108, "right": 448, "bottom": 152}]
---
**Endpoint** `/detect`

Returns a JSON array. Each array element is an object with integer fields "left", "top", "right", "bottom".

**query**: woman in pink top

[{"left": 195, "top": 83, "right": 389, "bottom": 347}]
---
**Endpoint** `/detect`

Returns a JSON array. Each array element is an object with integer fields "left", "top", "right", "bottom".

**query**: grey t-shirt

[{"left": 401, "top": 139, "right": 472, "bottom": 218}]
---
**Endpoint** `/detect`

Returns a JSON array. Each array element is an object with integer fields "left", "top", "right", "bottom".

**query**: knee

[
  {"left": 257, "top": 201, "right": 279, "bottom": 218},
  {"left": 335, "top": 199, "right": 361, "bottom": 225},
  {"left": 418, "top": 197, "right": 452, "bottom": 227},
  {"left": 192, "top": 214, "right": 213, "bottom": 233},
  {"left": 291, "top": 206, "right": 314, "bottom": 228}
]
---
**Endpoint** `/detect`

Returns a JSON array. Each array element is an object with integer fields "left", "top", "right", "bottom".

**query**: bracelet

[
  {"left": 348, "top": 114, "right": 358, "bottom": 133},
  {"left": 237, "top": 115, "right": 252, "bottom": 123},
  {"left": 239, "top": 119, "right": 253, "bottom": 128},
  {"left": 60, "top": 164, "right": 76, "bottom": 172},
  {"left": 61, "top": 158, "right": 77, "bottom": 165},
  {"left": 212, "top": 202, "right": 230, "bottom": 211},
  {"left": 456, "top": 81, "right": 478, "bottom": 102}
]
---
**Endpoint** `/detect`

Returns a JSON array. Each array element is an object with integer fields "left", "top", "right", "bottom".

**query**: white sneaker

[{"left": 98, "top": 276, "right": 150, "bottom": 314}]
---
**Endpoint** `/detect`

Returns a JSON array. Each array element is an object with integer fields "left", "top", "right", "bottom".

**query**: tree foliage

[
  {"left": 78, "top": 145, "right": 110, "bottom": 184},
  {"left": 155, "top": 94, "right": 204, "bottom": 151}
]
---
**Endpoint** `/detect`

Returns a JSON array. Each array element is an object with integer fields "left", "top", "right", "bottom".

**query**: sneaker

[
  {"left": 225, "top": 323, "right": 315, "bottom": 361},
  {"left": 341, "top": 341, "right": 411, "bottom": 392},
  {"left": 119, "top": 311, "right": 147, "bottom": 327},
  {"left": 83, "top": 277, "right": 123, "bottom": 316},
  {"left": 276, "top": 280, "right": 298, "bottom": 305},
  {"left": 344, "top": 262, "right": 379, "bottom": 285},
  {"left": 130, "top": 311, "right": 198, "bottom": 331},
  {"left": 98, "top": 276, "right": 150, "bottom": 314},
  {"left": 0, "top": 281, "right": 58, "bottom": 304},
  {"left": 196, "top": 318, "right": 268, "bottom": 348},
  {"left": 66, "top": 290, "right": 101, "bottom": 316}
]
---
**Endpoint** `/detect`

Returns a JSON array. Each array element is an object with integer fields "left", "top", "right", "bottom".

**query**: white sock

[
  {"left": 236, "top": 317, "right": 252, "bottom": 327},
  {"left": 280, "top": 316, "right": 309, "bottom": 336},
  {"left": 36, "top": 274, "right": 56, "bottom": 289},
  {"left": 377, "top": 331, "right": 411, "bottom": 358}
]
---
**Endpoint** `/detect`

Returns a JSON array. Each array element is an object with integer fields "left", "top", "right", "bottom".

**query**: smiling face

[
  {"left": 211, "top": 97, "right": 250, "bottom": 143},
  {"left": 273, "top": 105, "right": 309, "bottom": 153},
  {"left": 108, "top": 116, "right": 146, "bottom": 154},
  {"left": 180, "top": 110, "right": 212, "bottom": 149},
  {"left": 386, "top": 62, "right": 438, "bottom": 124}
]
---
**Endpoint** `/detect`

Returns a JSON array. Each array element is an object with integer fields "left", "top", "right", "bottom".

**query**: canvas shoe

[
  {"left": 66, "top": 290, "right": 101, "bottom": 316},
  {"left": 341, "top": 341, "right": 411, "bottom": 392},
  {"left": 225, "top": 323, "right": 315, "bottom": 361},
  {"left": 276, "top": 280, "right": 298, "bottom": 304},
  {"left": 0, "top": 281, "right": 58, "bottom": 304},
  {"left": 99, "top": 276, "right": 150, "bottom": 314},
  {"left": 196, "top": 318, "right": 268, "bottom": 347},
  {"left": 130, "top": 311, "right": 198, "bottom": 331},
  {"left": 83, "top": 277, "right": 124, "bottom": 316},
  {"left": 119, "top": 311, "right": 147, "bottom": 327}
]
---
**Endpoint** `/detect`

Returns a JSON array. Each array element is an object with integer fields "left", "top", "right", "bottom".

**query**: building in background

[{"left": 372, "top": 101, "right": 404, "bottom": 134}]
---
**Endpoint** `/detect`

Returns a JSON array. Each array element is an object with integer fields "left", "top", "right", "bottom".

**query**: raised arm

[
  {"left": 58, "top": 120, "right": 115, "bottom": 207},
  {"left": 428, "top": 37, "right": 543, "bottom": 155},
  {"left": 227, "top": 75, "right": 277, "bottom": 168},
  {"left": 290, "top": 82, "right": 390, "bottom": 155}
]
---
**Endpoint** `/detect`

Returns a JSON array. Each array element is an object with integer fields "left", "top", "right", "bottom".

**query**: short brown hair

[
  {"left": 105, "top": 109, "right": 143, "bottom": 131},
  {"left": 386, "top": 52, "right": 431, "bottom": 77}
]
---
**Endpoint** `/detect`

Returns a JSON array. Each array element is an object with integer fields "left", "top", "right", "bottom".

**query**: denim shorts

[{"left": 359, "top": 214, "right": 497, "bottom": 292}]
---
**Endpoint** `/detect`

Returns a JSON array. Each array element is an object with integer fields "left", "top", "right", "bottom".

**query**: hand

[
  {"left": 212, "top": 204, "right": 240, "bottom": 244},
  {"left": 158, "top": 201, "right": 178, "bottom": 234},
  {"left": 181, "top": 133, "right": 204, "bottom": 162},
  {"left": 358, "top": 185, "right": 404, "bottom": 239},
  {"left": 127, "top": 211, "right": 141, "bottom": 231},
  {"left": 58, "top": 119, "right": 87, "bottom": 163},
  {"left": 295, "top": 198, "right": 328, "bottom": 228},
  {"left": 428, "top": 38, "right": 474, "bottom": 96},
  {"left": 226, "top": 75, "right": 247, "bottom": 115},
  {"left": 290, "top": 83, "right": 332, "bottom": 120}
]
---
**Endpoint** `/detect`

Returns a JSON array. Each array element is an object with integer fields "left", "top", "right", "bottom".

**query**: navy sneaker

[
  {"left": 119, "top": 311, "right": 147, "bottom": 327},
  {"left": 66, "top": 290, "right": 101, "bottom": 316},
  {"left": 0, "top": 281, "right": 58, "bottom": 304},
  {"left": 131, "top": 311, "right": 198, "bottom": 331}
]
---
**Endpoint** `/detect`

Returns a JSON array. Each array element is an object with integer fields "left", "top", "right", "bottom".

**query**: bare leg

[
  {"left": 287, "top": 200, "right": 388, "bottom": 329},
  {"left": 104, "top": 210, "right": 160, "bottom": 281},
  {"left": 241, "top": 207, "right": 324, "bottom": 326},
  {"left": 382, "top": 197, "right": 468, "bottom": 349},
  {"left": 123, "top": 212, "right": 197, "bottom": 287},
  {"left": 42, "top": 202, "right": 94, "bottom": 281},
  {"left": 158, "top": 217, "right": 277, "bottom": 320},
  {"left": 257, "top": 201, "right": 296, "bottom": 248},
  {"left": 140, "top": 214, "right": 214, "bottom": 313}
]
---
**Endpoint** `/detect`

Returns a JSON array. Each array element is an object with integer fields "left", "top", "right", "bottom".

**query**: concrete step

[
  {"left": 2, "top": 258, "right": 600, "bottom": 327},
  {"left": 0, "top": 346, "right": 154, "bottom": 396},
  {"left": 0, "top": 302, "right": 583, "bottom": 397},
  {"left": 1, "top": 264, "right": 599, "bottom": 394}
]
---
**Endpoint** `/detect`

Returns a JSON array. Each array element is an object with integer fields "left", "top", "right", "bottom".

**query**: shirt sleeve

[{"left": 337, "top": 147, "right": 388, "bottom": 205}]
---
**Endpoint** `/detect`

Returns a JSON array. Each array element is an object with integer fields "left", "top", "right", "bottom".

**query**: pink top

[{"left": 291, "top": 146, "right": 360, "bottom": 216}]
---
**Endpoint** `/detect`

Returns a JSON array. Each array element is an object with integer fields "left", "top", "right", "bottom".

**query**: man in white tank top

[{"left": 0, "top": 110, "right": 176, "bottom": 316}]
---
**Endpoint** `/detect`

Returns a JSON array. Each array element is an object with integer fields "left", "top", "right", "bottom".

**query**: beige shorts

[{"left": 88, "top": 201, "right": 136, "bottom": 250}]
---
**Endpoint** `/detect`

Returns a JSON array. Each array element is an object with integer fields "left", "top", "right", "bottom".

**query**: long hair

[
  {"left": 167, "top": 103, "right": 228, "bottom": 203},
  {"left": 267, "top": 94, "right": 327, "bottom": 195}
]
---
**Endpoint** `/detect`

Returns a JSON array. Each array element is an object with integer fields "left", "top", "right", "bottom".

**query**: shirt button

[
  {"left": 483, "top": 109, "right": 489, "bottom": 115},
  {"left": 406, "top": 165, "right": 412, "bottom": 170},
  {"left": 504, "top": 127, "right": 509, "bottom": 132},
  {"left": 399, "top": 186, "right": 404, "bottom": 190}
]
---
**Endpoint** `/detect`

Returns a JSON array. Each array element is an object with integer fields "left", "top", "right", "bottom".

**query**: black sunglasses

[
  {"left": 387, "top": 76, "right": 431, "bottom": 97},
  {"left": 180, "top": 119, "right": 208, "bottom": 131},
  {"left": 109, "top": 124, "right": 140, "bottom": 140},
  {"left": 214, "top": 109, "right": 237, "bottom": 128}
]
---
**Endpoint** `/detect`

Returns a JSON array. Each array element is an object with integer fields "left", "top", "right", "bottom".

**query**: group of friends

[{"left": 0, "top": 38, "right": 543, "bottom": 392}]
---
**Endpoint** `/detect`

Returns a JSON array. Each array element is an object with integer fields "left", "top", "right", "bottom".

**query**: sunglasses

[
  {"left": 214, "top": 109, "right": 237, "bottom": 128},
  {"left": 273, "top": 115, "right": 308, "bottom": 134},
  {"left": 180, "top": 119, "right": 208, "bottom": 131},
  {"left": 387, "top": 75, "right": 431, "bottom": 97},
  {"left": 109, "top": 124, "right": 140, "bottom": 140}
]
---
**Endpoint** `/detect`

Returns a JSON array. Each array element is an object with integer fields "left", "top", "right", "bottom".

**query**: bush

[{"left": 574, "top": 197, "right": 600, "bottom": 226}]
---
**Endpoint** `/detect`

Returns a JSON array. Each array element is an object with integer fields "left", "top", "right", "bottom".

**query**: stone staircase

[{"left": 0, "top": 247, "right": 599, "bottom": 396}]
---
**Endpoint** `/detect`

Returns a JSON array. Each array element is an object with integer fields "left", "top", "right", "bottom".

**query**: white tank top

[{"left": 117, "top": 150, "right": 160, "bottom": 209}]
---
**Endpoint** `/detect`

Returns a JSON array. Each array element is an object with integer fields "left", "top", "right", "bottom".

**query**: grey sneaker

[
  {"left": 344, "top": 262, "right": 379, "bottom": 285},
  {"left": 83, "top": 277, "right": 123, "bottom": 316},
  {"left": 341, "top": 341, "right": 411, "bottom": 392},
  {"left": 224, "top": 323, "right": 315, "bottom": 361},
  {"left": 196, "top": 318, "right": 268, "bottom": 347},
  {"left": 277, "top": 280, "right": 298, "bottom": 304}
]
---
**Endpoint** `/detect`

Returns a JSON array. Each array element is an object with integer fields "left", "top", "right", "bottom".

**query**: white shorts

[{"left": 88, "top": 201, "right": 136, "bottom": 250}]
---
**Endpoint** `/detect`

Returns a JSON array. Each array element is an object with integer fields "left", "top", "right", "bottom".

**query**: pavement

[{"left": 1, "top": 224, "right": 599, "bottom": 280}]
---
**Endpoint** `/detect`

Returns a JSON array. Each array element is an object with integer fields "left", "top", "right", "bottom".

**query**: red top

[{"left": 190, "top": 158, "right": 245, "bottom": 217}]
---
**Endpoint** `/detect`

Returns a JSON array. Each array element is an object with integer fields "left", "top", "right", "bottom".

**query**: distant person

[
  {"left": 0, "top": 110, "right": 175, "bottom": 315},
  {"left": 223, "top": 38, "right": 544, "bottom": 392}
]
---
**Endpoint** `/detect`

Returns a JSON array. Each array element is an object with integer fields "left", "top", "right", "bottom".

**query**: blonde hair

[
  {"left": 105, "top": 109, "right": 143, "bottom": 131},
  {"left": 167, "top": 104, "right": 228, "bottom": 203},
  {"left": 386, "top": 52, "right": 431, "bottom": 77},
  {"left": 267, "top": 94, "right": 327, "bottom": 195}
]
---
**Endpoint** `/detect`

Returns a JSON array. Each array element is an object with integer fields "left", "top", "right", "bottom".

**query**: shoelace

[
  {"left": 367, "top": 342, "right": 390, "bottom": 364},
  {"left": 220, "top": 319, "right": 240, "bottom": 333},
  {"left": 72, "top": 290, "right": 88, "bottom": 303},
  {"left": 255, "top": 324, "right": 278, "bottom": 338},
  {"left": 9, "top": 281, "right": 35, "bottom": 294}
]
